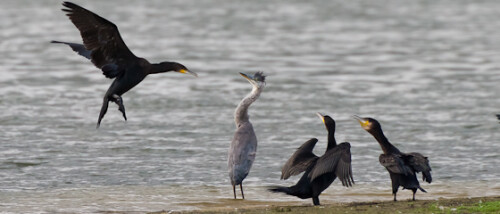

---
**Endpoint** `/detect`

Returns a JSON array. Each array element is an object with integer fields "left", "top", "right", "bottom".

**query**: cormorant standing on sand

[
  {"left": 269, "top": 113, "right": 354, "bottom": 205},
  {"left": 353, "top": 115, "right": 432, "bottom": 201}
]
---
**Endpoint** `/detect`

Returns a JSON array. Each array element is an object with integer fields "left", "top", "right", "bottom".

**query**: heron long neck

[
  {"left": 234, "top": 86, "right": 262, "bottom": 127},
  {"left": 326, "top": 126, "right": 337, "bottom": 152},
  {"left": 369, "top": 127, "right": 401, "bottom": 154},
  {"left": 150, "top": 62, "right": 175, "bottom": 74}
]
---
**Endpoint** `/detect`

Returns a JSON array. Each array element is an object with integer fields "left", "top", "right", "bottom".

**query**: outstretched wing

[
  {"left": 62, "top": 1, "right": 137, "bottom": 78},
  {"left": 308, "top": 142, "right": 354, "bottom": 187},
  {"left": 406, "top": 152, "right": 432, "bottom": 183},
  {"left": 281, "top": 138, "right": 319, "bottom": 180},
  {"left": 51, "top": 40, "right": 91, "bottom": 59},
  {"left": 379, "top": 153, "right": 414, "bottom": 176}
]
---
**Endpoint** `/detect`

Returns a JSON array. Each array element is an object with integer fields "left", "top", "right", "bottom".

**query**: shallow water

[{"left": 0, "top": 0, "right": 499, "bottom": 213}]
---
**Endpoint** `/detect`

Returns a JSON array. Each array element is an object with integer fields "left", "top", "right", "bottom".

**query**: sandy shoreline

[{"left": 144, "top": 196, "right": 500, "bottom": 214}]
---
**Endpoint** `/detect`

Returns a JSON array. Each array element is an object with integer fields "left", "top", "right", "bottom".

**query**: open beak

[
  {"left": 240, "top": 72, "right": 258, "bottom": 85},
  {"left": 179, "top": 69, "right": 198, "bottom": 77},
  {"left": 353, "top": 115, "right": 369, "bottom": 127},
  {"left": 316, "top": 112, "right": 325, "bottom": 124}
]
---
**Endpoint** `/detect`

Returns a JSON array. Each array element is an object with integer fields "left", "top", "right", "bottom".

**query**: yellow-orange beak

[{"left": 179, "top": 69, "right": 198, "bottom": 77}]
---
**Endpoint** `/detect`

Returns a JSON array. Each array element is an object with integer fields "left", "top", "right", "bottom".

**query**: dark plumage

[
  {"left": 52, "top": 2, "right": 197, "bottom": 128},
  {"left": 354, "top": 116, "right": 432, "bottom": 201},
  {"left": 269, "top": 113, "right": 354, "bottom": 206}
]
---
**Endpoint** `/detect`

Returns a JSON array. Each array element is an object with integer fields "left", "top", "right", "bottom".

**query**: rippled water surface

[{"left": 1, "top": 0, "right": 499, "bottom": 213}]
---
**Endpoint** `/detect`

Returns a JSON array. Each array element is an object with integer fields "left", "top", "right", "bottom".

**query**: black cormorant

[
  {"left": 269, "top": 113, "right": 354, "bottom": 205},
  {"left": 353, "top": 115, "right": 432, "bottom": 201},
  {"left": 52, "top": 2, "right": 197, "bottom": 128}
]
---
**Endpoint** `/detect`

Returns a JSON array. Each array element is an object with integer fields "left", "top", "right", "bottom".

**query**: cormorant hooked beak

[
  {"left": 353, "top": 115, "right": 370, "bottom": 129},
  {"left": 316, "top": 112, "right": 326, "bottom": 124},
  {"left": 179, "top": 69, "right": 198, "bottom": 77}
]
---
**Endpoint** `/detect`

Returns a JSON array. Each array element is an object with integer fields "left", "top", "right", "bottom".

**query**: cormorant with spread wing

[
  {"left": 353, "top": 116, "right": 432, "bottom": 201},
  {"left": 52, "top": 2, "right": 197, "bottom": 128},
  {"left": 269, "top": 113, "right": 354, "bottom": 205}
]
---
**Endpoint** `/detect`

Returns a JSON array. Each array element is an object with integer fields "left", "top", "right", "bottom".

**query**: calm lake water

[{"left": 0, "top": 0, "right": 499, "bottom": 213}]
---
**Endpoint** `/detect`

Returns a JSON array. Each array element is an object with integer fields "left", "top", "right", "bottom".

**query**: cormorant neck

[
  {"left": 150, "top": 62, "right": 175, "bottom": 74},
  {"left": 369, "top": 127, "right": 400, "bottom": 154},
  {"left": 234, "top": 85, "right": 263, "bottom": 127},
  {"left": 326, "top": 126, "right": 337, "bottom": 151}
]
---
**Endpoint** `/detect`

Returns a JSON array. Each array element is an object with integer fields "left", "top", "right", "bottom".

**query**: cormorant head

[
  {"left": 240, "top": 71, "right": 266, "bottom": 88},
  {"left": 353, "top": 115, "right": 380, "bottom": 132},
  {"left": 317, "top": 112, "right": 336, "bottom": 132},
  {"left": 161, "top": 62, "right": 197, "bottom": 77}
]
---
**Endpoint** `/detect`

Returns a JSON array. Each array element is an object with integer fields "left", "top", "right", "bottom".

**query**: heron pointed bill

[
  {"left": 179, "top": 69, "right": 198, "bottom": 77},
  {"left": 353, "top": 115, "right": 370, "bottom": 128},
  {"left": 316, "top": 112, "right": 325, "bottom": 124}
]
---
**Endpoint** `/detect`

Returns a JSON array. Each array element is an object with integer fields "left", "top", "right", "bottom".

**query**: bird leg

[
  {"left": 312, "top": 197, "right": 320, "bottom": 205},
  {"left": 233, "top": 184, "right": 236, "bottom": 199},
  {"left": 240, "top": 184, "right": 245, "bottom": 199},
  {"left": 97, "top": 97, "right": 110, "bottom": 128},
  {"left": 112, "top": 94, "right": 127, "bottom": 121}
]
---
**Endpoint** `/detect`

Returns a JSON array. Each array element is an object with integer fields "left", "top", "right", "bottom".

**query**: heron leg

[
  {"left": 232, "top": 184, "right": 236, "bottom": 199},
  {"left": 97, "top": 97, "right": 110, "bottom": 128},
  {"left": 240, "top": 184, "right": 245, "bottom": 199},
  {"left": 112, "top": 94, "right": 127, "bottom": 121},
  {"left": 312, "top": 197, "right": 320, "bottom": 206}
]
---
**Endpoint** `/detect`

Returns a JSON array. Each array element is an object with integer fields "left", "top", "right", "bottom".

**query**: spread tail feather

[
  {"left": 418, "top": 186, "right": 427, "bottom": 193},
  {"left": 268, "top": 186, "right": 291, "bottom": 195}
]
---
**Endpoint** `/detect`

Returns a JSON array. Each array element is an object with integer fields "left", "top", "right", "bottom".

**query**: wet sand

[{"left": 156, "top": 196, "right": 500, "bottom": 214}]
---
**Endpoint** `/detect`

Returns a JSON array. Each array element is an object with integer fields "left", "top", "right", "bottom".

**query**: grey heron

[{"left": 228, "top": 72, "right": 266, "bottom": 199}]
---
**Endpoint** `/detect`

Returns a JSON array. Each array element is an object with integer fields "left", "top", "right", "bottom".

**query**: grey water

[{"left": 0, "top": 0, "right": 499, "bottom": 213}]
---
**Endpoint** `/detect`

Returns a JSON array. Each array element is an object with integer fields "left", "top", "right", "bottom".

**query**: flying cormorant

[{"left": 52, "top": 2, "right": 197, "bottom": 128}]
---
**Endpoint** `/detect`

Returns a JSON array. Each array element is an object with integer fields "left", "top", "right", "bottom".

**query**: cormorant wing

[
  {"left": 379, "top": 153, "right": 414, "bottom": 176},
  {"left": 62, "top": 1, "right": 137, "bottom": 79},
  {"left": 51, "top": 41, "right": 92, "bottom": 59},
  {"left": 280, "top": 138, "right": 319, "bottom": 180},
  {"left": 308, "top": 142, "right": 354, "bottom": 187},
  {"left": 406, "top": 152, "right": 432, "bottom": 183}
]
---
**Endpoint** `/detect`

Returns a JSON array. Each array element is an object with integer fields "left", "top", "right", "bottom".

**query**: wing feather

[
  {"left": 281, "top": 138, "right": 319, "bottom": 180},
  {"left": 61, "top": 2, "right": 137, "bottom": 78},
  {"left": 308, "top": 143, "right": 354, "bottom": 187},
  {"left": 406, "top": 152, "right": 432, "bottom": 183}
]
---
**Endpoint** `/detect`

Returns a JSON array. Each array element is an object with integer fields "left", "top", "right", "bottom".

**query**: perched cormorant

[
  {"left": 52, "top": 2, "right": 197, "bottom": 128},
  {"left": 228, "top": 72, "right": 266, "bottom": 199},
  {"left": 353, "top": 115, "right": 432, "bottom": 201},
  {"left": 269, "top": 113, "right": 354, "bottom": 205}
]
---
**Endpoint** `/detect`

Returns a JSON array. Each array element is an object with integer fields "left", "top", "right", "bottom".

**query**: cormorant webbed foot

[{"left": 112, "top": 94, "right": 127, "bottom": 121}]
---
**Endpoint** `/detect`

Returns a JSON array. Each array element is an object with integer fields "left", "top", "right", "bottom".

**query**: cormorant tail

[
  {"left": 268, "top": 186, "right": 292, "bottom": 195},
  {"left": 418, "top": 186, "right": 427, "bottom": 193}
]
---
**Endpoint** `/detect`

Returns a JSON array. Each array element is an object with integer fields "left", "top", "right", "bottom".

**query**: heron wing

[
  {"left": 379, "top": 153, "right": 414, "bottom": 176},
  {"left": 406, "top": 152, "right": 432, "bottom": 183},
  {"left": 308, "top": 143, "right": 354, "bottom": 187},
  {"left": 62, "top": 1, "right": 137, "bottom": 79},
  {"left": 228, "top": 123, "right": 257, "bottom": 184},
  {"left": 280, "top": 138, "right": 319, "bottom": 180}
]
